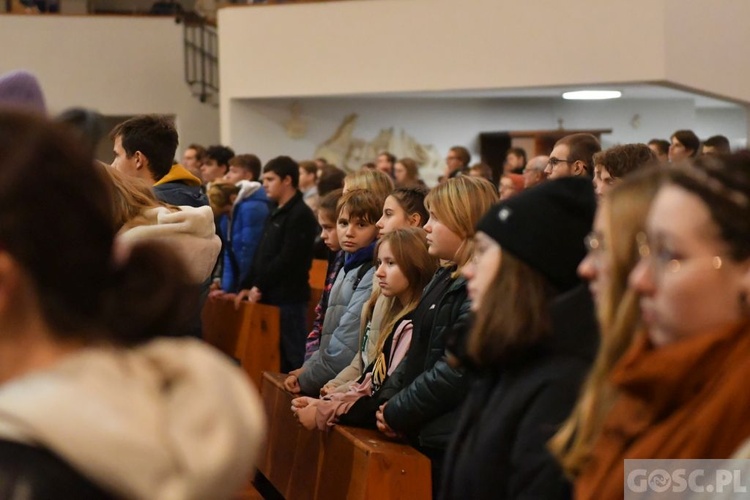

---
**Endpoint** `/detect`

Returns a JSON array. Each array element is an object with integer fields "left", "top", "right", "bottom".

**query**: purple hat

[{"left": 0, "top": 70, "right": 47, "bottom": 114}]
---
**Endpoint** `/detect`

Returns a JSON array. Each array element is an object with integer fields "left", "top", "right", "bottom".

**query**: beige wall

[
  {"left": 0, "top": 15, "right": 219, "bottom": 155},
  {"left": 218, "top": 0, "right": 666, "bottom": 99},
  {"left": 218, "top": 0, "right": 750, "bottom": 144},
  {"left": 664, "top": 0, "right": 750, "bottom": 105}
]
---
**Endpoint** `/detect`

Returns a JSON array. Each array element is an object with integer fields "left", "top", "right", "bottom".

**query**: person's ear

[
  {"left": 133, "top": 151, "right": 145, "bottom": 170},
  {"left": 573, "top": 160, "right": 586, "bottom": 176},
  {"left": 408, "top": 212, "right": 422, "bottom": 227}
]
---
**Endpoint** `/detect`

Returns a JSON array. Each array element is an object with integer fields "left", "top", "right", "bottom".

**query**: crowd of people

[{"left": 1, "top": 67, "right": 750, "bottom": 499}]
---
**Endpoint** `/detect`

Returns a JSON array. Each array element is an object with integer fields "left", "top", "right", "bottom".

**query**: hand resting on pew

[
  {"left": 234, "top": 286, "right": 262, "bottom": 309},
  {"left": 284, "top": 368, "right": 303, "bottom": 393},
  {"left": 291, "top": 396, "right": 320, "bottom": 430},
  {"left": 376, "top": 403, "right": 400, "bottom": 439}
]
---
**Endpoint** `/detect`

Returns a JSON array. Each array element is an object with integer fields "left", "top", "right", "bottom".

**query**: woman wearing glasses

[
  {"left": 576, "top": 153, "right": 750, "bottom": 498},
  {"left": 549, "top": 168, "right": 662, "bottom": 478}
]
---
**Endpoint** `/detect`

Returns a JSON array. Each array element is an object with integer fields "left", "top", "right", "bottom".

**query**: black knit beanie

[{"left": 476, "top": 176, "right": 596, "bottom": 293}]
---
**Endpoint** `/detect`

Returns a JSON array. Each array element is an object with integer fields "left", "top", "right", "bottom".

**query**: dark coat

[
  {"left": 240, "top": 190, "right": 317, "bottom": 305},
  {"left": 153, "top": 181, "right": 208, "bottom": 208},
  {"left": 381, "top": 266, "right": 473, "bottom": 450},
  {"left": 0, "top": 440, "right": 113, "bottom": 499},
  {"left": 440, "top": 284, "right": 599, "bottom": 500}
]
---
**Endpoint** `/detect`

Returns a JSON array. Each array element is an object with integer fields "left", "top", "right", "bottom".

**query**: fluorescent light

[{"left": 562, "top": 90, "right": 622, "bottom": 100}]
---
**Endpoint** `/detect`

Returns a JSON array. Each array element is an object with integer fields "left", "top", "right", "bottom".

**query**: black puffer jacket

[
  {"left": 440, "top": 284, "right": 599, "bottom": 500},
  {"left": 381, "top": 266, "right": 472, "bottom": 450}
]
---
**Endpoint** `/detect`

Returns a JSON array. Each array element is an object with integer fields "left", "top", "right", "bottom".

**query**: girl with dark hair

[
  {"left": 0, "top": 112, "right": 264, "bottom": 499},
  {"left": 669, "top": 129, "right": 700, "bottom": 162},
  {"left": 441, "top": 177, "right": 598, "bottom": 500},
  {"left": 376, "top": 185, "right": 429, "bottom": 237}
]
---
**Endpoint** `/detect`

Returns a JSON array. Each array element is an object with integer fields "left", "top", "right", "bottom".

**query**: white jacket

[
  {"left": 118, "top": 205, "right": 221, "bottom": 283},
  {"left": 0, "top": 338, "right": 265, "bottom": 500}
]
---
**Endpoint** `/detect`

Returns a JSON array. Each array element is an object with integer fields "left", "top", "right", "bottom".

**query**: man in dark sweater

[
  {"left": 235, "top": 156, "right": 318, "bottom": 373},
  {"left": 110, "top": 115, "right": 207, "bottom": 208}
]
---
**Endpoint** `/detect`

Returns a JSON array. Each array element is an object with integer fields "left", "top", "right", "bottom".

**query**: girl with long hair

[
  {"left": 291, "top": 228, "right": 437, "bottom": 429},
  {"left": 320, "top": 185, "right": 430, "bottom": 395},
  {"left": 548, "top": 168, "right": 662, "bottom": 478},
  {"left": 375, "top": 175, "right": 498, "bottom": 495}
]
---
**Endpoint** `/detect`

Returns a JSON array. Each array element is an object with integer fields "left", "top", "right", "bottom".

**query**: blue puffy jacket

[{"left": 218, "top": 181, "right": 271, "bottom": 292}]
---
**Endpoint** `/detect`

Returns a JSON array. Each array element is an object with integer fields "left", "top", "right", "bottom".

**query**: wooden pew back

[
  {"left": 202, "top": 297, "right": 280, "bottom": 388},
  {"left": 259, "top": 372, "right": 432, "bottom": 500},
  {"left": 307, "top": 258, "right": 328, "bottom": 332}
]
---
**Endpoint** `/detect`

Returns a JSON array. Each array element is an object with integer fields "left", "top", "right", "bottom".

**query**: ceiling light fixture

[{"left": 562, "top": 90, "right": 622, "bottom": 100}]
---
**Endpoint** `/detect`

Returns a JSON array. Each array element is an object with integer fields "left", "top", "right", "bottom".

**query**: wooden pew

[
  {"left": 307, "top": 258, "right": 328, "bottom": 332},
  {"left": 259, "top": 372, "right": 432, "bottom": 500},
  {"left": 309, "top": 258, "right": 328, "bottom": 290},
  {"left": 202, "top": 296, "right": 280, "bottom": 389}
]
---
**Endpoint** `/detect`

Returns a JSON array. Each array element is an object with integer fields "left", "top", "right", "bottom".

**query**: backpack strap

[{"left": 352, "top": 260, "right": 374, "bottom": 290}]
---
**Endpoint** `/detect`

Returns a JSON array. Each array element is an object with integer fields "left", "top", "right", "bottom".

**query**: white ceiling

[{"left": 372, "top": 83, "right": 741, "bottom": 109}]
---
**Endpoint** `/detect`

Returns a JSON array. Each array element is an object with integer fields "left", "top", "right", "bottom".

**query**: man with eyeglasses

[
  {"left": 444, "top": 145, "right": 471, "bottom": 180},
  {"left": 544, "top": 133, "right": 601, "bottom": 180}
]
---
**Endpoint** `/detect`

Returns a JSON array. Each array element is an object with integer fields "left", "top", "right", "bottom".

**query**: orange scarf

[{"left": 576, "top": 321, "right": 750, "bottom": 499}]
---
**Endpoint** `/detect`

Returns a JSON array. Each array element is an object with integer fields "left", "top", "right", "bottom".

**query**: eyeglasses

[
  {"left": 635, "top": 232, "right": 724, "bottom": 275},
  {"left": 548, "top": 157, "right": 575, "bottom": 168}
]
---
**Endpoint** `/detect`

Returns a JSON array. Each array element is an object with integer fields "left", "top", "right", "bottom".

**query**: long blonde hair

[
  {"left": 548, "top": 168, "right": 662, "bottom": 477},
  {"left": 103, "top": 166, "right": 176, "bottom": 231},
  {"left": 424, "top": 176, "right": 498, "bottom": 275}
]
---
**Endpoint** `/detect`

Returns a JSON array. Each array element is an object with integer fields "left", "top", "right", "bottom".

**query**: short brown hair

[
  {"left": 186, "top": 143, "right": 206, "bottom": 161},
  {"left": 229, "top": 153, "right": 262, "bottom": 181},
  {"left": 110, "top": 114, "right": 178, "bottom": 181},
  {"left": 299, "top": 160, "right": 318, "bottom": 178},
  {"left": 449, "top": 146, "right": 471, "bottom": 167},
  {"left": 592, "top": 143, "right": 656, "bottom": 179},
  {"left": 671, "top": 129, "right": 700, "bottom": 157},
  {"left": 556, "top": 133, "right": 601, "bottom": 176},
  {"left": 337, "top": 188, "right": 382, "bottom": 224}
]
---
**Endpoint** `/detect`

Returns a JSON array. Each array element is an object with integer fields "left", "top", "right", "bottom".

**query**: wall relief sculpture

[{"left": 314, "top": 113, "right": 444, "bottom": 186}]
